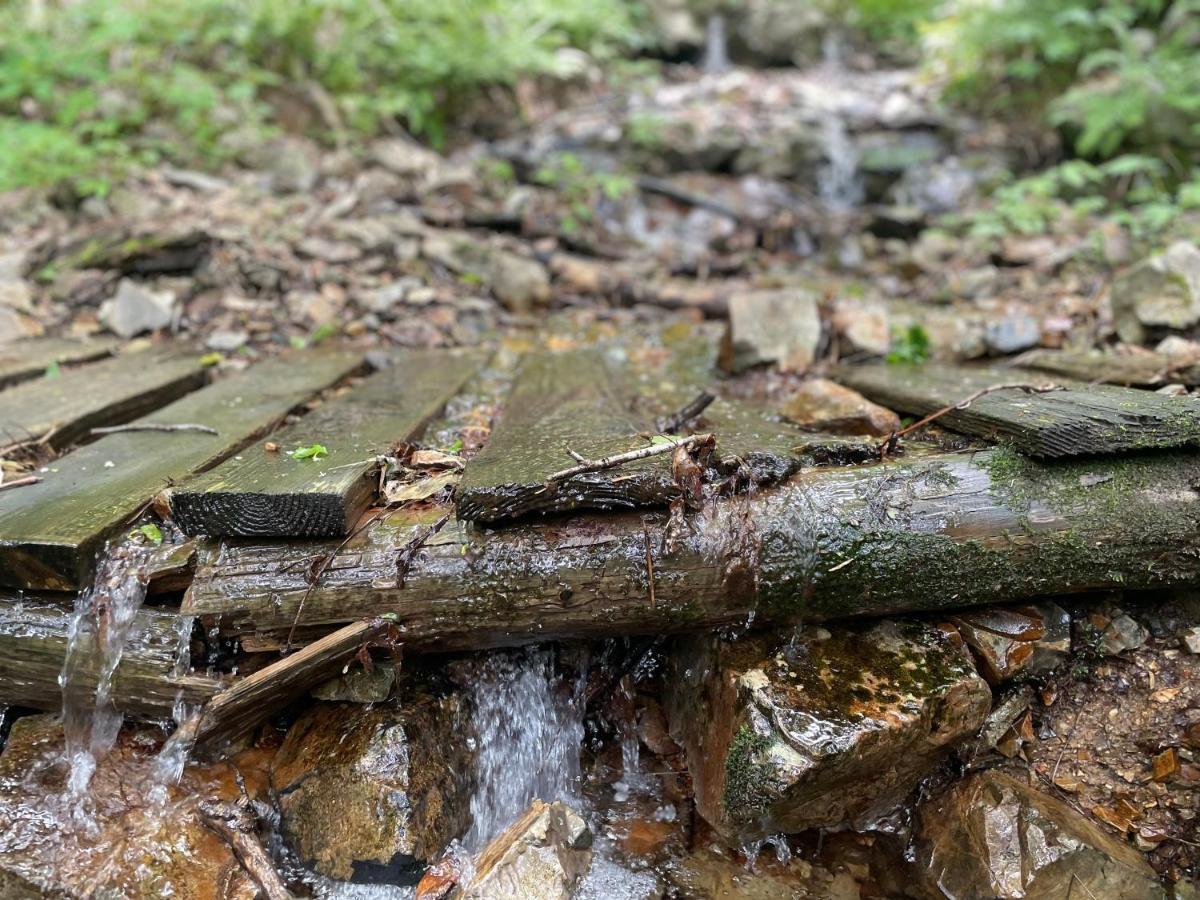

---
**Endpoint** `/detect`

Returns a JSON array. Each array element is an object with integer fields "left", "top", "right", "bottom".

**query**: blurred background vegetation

[{"left": 1, "top": 0, "right": 1197, "bottom": 234}]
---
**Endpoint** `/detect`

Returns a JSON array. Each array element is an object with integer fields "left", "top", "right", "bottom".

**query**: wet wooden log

[
  {"left": 1011, "top": 348, "right": 1200, "bottom": 387},
  {"left": 0, "top": 348, "right": 207, "bottom": 451},
  {"left": 0, "top": 337, "right": 118, "bottom": 390},
  {"left": 455, "top": 349, "right": 804, "bottom": 522},
  {"left": 837, "top": 363, "right": 1200, "bottom": 457},
  {"left": 0, "top": 348, "right": 364, "bottom": 591},
  {"left": 0, "top": 592, "right": 221, "bottom": 718},
  {"left": 170, "top": 349, "right": 487, "bottom": 538},
  {"left": 186, "top": 448, "right": 1200, "bottom": 652}
]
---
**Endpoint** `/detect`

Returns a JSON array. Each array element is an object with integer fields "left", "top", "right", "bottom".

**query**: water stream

[{"left": 463, "top": 647, "right": 586, "bottom": 851}]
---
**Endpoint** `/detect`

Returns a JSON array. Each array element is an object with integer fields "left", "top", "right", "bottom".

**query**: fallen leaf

[
  {"left": 1153, "top": 747, "right": 1180, "bottom": 782},
  {"left": 291, "top": 443, "right": 329, "bottom": 460},
  {"left": 409, "top": 449, "right": 465, "bottom": 470},
  {"left": 384, "top": 471, "right": 460, "bottom": 504},
  {"left": 1151, "top": 687, "right": 1182, "bottom": 703}
]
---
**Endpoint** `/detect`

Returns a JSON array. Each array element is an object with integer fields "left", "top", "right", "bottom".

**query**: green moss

[{"left": 723, "top": 726, "right": 777, "bottom": 821}]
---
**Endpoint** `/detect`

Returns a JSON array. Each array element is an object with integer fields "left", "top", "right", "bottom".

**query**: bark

[{"left": 186, "top": 448, "right": 1200, "bottom": 652}]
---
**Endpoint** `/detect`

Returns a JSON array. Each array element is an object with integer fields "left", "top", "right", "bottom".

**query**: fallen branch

[
  {"left": 658, "top": 391, "right": 716, "bottom": 434},
  {"left": 199, "top": 800, "right": 294, "bottom": 900},
  {"left": 0, "top": 475, "right": 41, "bottom": 493},
  {"left": 545, "top": 433, "right": 715, "bottom": 485},
  {"left": 882, "top": 382, "right": 1061, "bottom": 454},
  {"left": 637, "top": 176, "right": 745, "bottom": 222},
  {"left": 90, "top": 422, "right": 219, "bottom": 436}
]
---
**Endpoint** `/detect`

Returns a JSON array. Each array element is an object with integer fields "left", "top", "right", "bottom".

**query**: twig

[
  {"left": 658, "top": 391, "right": 716, "bottom": 434},
  {"left": 91, "top": 422, "right": 219, "bottom": 436},
  {"left": 881, "top": 382, "right": 1061, "bottom": 453},
  {"left": 545, "top": 433, "right": 715, "bottom": 485},
  {"left": 0, "top": 475, "right": 40, "bottom": 493},
  {"left": 395, "top": 511, "right": 452, "bottom": 586},
  {"left": 200, "top": 802, "right": 294, "bottom": 900},
  {"left": 637, "top": 176, "right": 745, "bottom": 222}
]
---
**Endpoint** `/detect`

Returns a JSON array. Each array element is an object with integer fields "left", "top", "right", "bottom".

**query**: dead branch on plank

[
  {"left": 90, "top": 422, "right": 219, "bottom": 436},
  {"left": 544, "top": 433, "right": 715, "bottom": 487}
]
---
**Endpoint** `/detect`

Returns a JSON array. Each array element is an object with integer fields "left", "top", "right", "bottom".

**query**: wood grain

[{"left": 0, "top": 337, "right": 118, "bottom": 389}]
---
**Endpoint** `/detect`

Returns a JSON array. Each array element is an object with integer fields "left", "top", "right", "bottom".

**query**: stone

[
  {"left": 359, "top": 277, "right": 422, "bottom": 316},
  {"left": 728, "top": 0, "right": 832, "bottom": 67},
  {"left": 867, "top": 205, "right": 926, "bottom": 241},
  {"left": 311, "top": 662, "right": 397, "bottom": 703},
  {"left": 99, "top": 278, "right": 177, "bottom": 338},
  {"left": 1102, "top": 613, "right": 1149, "bottom": 656},
  {"left": 489, "top": 251, "right": 551, "bottom": 314},
  {"left": 205, "top": 330, "right": 248, "bottom": 352},
  {"left": 0, "top": 251, "right": 27, "bottom": 282},
  {"left": 271, "top": 694, "right": 474, "bottom": 883},
  {"left": 0, "top": 714, "right": 258, "bottom": 899},
  {"left": 371, "top": 137, "right": 443, "bottom": 180},
  {"left": 665, "top": 622, "right": 991, "bottom": 841},
  {"left": 832, "top": 298, "right": 890, "bottom": 356},
  {"left": 1112, "top": 241, "right": 1200, "bottom": 344},
  {"left": 1180, "top": 626, "right": 1200, "bottom": 654},
  {"left": 0, "top": 280, "right": 32, "bottom": 312},
  {"left": 0, "top": 307, "right": 42, "bottom": 342},
  {"left": 781, "top": 378, "right": 900, "bottom": 437},
  {"left": 719, "top": 288, "right": 821, "bottom": 374},
  {"left": 663, "top": 845, "right": 861, "bottom": 900},
  {"left": 910, "top": 771, "right": 1166, "bottom": 899},
  {"left": 985, "top": 314, "right": 1042, "bottom": 355},
  {"left": 951, "top": 604, "right": 1071, "bottom": 685}
]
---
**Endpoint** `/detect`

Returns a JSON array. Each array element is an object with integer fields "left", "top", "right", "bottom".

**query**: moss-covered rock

[
  {"left": 665, "top": 621, "right": 991, "bottom": 841},
  {"left": 271, "top": 691, "right": 475, "bottom": 883}
]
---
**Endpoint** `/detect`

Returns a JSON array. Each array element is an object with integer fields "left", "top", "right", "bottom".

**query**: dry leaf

[
  {"left": 384, "top": 471, "right": 460, "bottom": 504},
  {"left": 409, "top": 449, "right": 465, "bottom": 470}
]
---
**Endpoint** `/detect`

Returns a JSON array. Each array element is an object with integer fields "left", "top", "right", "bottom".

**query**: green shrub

[{"left": 0, "top": 0, "right": 638, "bottom": 193}]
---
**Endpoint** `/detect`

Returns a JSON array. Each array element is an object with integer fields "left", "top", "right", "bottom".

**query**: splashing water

[
  {"left": 463, "top": 648, "right": 585, "bottom": 851},
  {"left": 59, "top": 542, "right": 153, "bottom": 800},
  {"left": 817, "top": 112, "right": 863, "bottom": 213},
  {"left": 148, "top": 614, "right": 199, "bottom": 805}
]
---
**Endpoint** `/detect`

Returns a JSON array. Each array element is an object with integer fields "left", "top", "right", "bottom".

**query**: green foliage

[
  {"left": 936, "top": 1, "right": 1200, "bottom": 162},
  {"left": 132, "top": 523, "right": 164, "bottom": 545},
  {"left": 0, "top": 0, "right": 638, "bottom": 193},
  {"left": 532, "top": 151, "right": 635, "bottom": 233},
  {"left": 849, "top": 0, "right": 940, "bottom": 47},
  {"left": 886, "top": 324, "right": 931, "bottom": 365}
]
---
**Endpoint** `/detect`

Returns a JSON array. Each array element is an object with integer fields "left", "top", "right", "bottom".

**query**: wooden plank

[
  {"left": 1012, "top": 348, "right": 1200, "bottom": 387},
  {"left": 0, "top": 348, "right": 207, "bottom": 451},
  {"left": 184, "top": 448, "right": 1200, "bottom": 652},
  {"left": 836, "top": 363, "right": 1200, "bottom": 458},
  {"left": 188, "top": 619, "right": 386, "bottom": 749},
  {"left": 455, "top": 348, "right": 804, "bottom": 522},
  {"left": 0, "top": 348, "right": 363, "bottom": 591},
  {"left": 0, "top": 337, "right": 118, "bottom": 389},
  {"left": 0, "top": 592, "right": 221, "bottom": 718},
  {"left": 170, "top": 350, "right": 486, "bottom": 538}
]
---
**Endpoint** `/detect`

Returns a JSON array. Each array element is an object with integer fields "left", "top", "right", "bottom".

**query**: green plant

[
  {"left": 887, "top": 324, "right": 931, "bottom": 365},
  {"left": 532, "top": 151, "right": 635, "bottom": 232}
]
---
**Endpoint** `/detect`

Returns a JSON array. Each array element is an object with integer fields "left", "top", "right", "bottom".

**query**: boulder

[
  {"left": 99, "top": 278, "right": 177, "bottom": 338},
  {"left": 663, "top": 845, "right": 861, "bottom": 900},
  {"left": 781, "top": 378, "right": 900, "bottom": 436},
  {"left": 271, "top": 694, "right": 474, "bottom": 883},
  {"left": 419, "top": 801, "right": 592, "bottom": 900},
  {"left": 1112, "top": 241, "right": 1200, "bottom": 345},
  {"left": 665, "top": 622, "right": 991, "bottom": 841},
  {"left": 910, "top": 770, "right": 1166, "bottom": 899},
  {"left": 0, "top": 715, "right": 258, "bottom": 899},
  {"left": 719, "top": 288, "right": 821, "bottom": 373}
]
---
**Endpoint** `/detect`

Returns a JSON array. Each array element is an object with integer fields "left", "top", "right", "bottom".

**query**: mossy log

[
  {"left": 0, "top": 593, "right": 221, "bottom": 718},
  {"left": 186, "top": 448, "right": 1200, "bottom": 652},
  {"left": 837, "top": 363, "right": 1200, "bottom": 457}
]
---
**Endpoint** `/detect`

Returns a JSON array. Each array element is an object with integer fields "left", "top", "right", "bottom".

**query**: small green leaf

[
  {"left": 445, "top": 438, "right": 464, "bottom": 454},
  {"left": 289, "top": 335, "right": 308, "bottom": 350},
  {"left": 199, "top": 352, "right": 224, "bottom": 367},
  {"left": 291, "top": 443, "right": 329, "bottom": 460},
  {"left": 136, "top": 523, "right": 163, "bottom": 545},
  {"left": 649, "top": 434, "right": 681, "bottom": 446},
  {"left": 309, "top": 323, "right": 339, "bottom": 344},
  {"left": 43, "top": 360, "right": 61, "bottom": 379}
]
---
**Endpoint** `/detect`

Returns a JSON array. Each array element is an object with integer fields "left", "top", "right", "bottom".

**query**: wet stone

[
  {"left": 665, "top": 621, "right": 991, "bottom": 842},
  {"left": 950, "top": 603, "right": 1071, "bottom": 685},
  {"left": 910, "top": 770, "right": 1166, "bottom": 899},
  {"left": 719, "top": 288, "right": 821, "bottom": 374},
  {"left": 1112, "top": 241, "right": 1200, "bottom": 344},
  {"left": 271, "top": 693, "right": 475, "bottom": 883},
  {"left": 311, "top": 661, "right": 398, "bottom": 703},
  {"left": 781, "top": 378, "right": 900, "bottom": 437}
]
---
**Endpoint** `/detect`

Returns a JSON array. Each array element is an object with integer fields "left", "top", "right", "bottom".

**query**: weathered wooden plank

[
  {"left": 0, "top": 348, "right": 363, "bottom": 591},
  {"left": 455, "top": 348, "right": 804, "bottom": 522},
  {"left": 0, "top": 348, "right": 207, "bottom": 450},
  {"left": 0, "top": 337, "right": 118, "bottom": 390},
  {"left": 170, "top": 350, "right": 487, "bottom": 538},
  {"left": 836, "top": 363, "right": 1200, "bottom": 457},
  {"left": 185, "top": 448, "right": 1200, "bottom": 652},
  {"left": 0, "top": 592, "right": 221, "bottom": 718},
  {"left": 1012, "top": 348, "right": 1200, "bottom": 387}
]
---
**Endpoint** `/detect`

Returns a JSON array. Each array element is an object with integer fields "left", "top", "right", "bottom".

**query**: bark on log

[{"left": 185, "top": 448, "right": 1200, "bottom": 652}]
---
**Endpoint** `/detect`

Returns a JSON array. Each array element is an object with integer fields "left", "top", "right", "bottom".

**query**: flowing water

[{"left": 463, "top": 647, "right": 586, "bottom": 851}]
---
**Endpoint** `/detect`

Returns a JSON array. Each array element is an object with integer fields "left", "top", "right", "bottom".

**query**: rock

[
  {"left": 1101, "top": 613, "right": 1150, "bottom": 656},
  {"left": 866, "top": 205, "right": 926, "bottom": 241},
  {"left": 271, "top": 694, "right": 474, "bottom": 883},
  {"left": 951, "top": 604, "right": 1071, "bottom": 685},
  {"left": 781, "top": 378, "right": 900, "bottom": 436},
  {"left": 359, "top": 277, "right": 423, "bottom": 316},
  {"left": 728, "top": 0, "right": 833, "bottom": 67},
  {"left": 832, "top": 298, "right": 890, "bottom": 356},
  {"left": 985, "top": 314, "right": 1042, "bottom": 355},
  {"left": 1181, "top": 626, "right": 1200, "bottom": 654},
  {"left": 719, "top": 288, "right": 821, "bottom": 373},
  {"left": 1112, "top": 241, "right": 1200, "bottom": 344},
  {"left": 0, "top": 251, "right": 27, "bottom": 282},
  {"left": 371, "top": 137, "right": 443, "bottom": 180},
  {"left": 311, "top": 662, "right": 397, "bottom": 703},
  {"left": 643, "top": 0, "right": 703, "bottom": 55},
  {"left": 204, "top": 330, "right": 248, "bottom": 352},
  {"left": 420, "top": 801, "right": 592, "bottom": 900},
  {"left": 229, "top": 134, "right": 319, "bottom": 194},
  {"left": 910, "top": 770, "right": 1166, "bottom": 899},
  {"left": 665, "top": 622, "right": 991, "bottom": 841},
  {"left": 549, "top": 254, "right": 618, "bottom": 296},
  {"left": 489, "top": 251, "right": 551, "bottom": 314},
  {"left": 295, "top": 236, "right": 362, "bottom": 264},
  {"left": 0, "top": 279, "right": 32, "bottom": 312},
  {"left": 663, "top": 845, "right": 861, "bottom": 900},
  {"left": 99, "top": 278, "right": 177, "bottom": 338},
  {"left": 0, "top": 714, "right": 258, "bottom": 899}
]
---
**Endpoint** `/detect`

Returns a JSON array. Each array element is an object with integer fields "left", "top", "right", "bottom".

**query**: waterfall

[
  {"left": 463, "top": 647, "right": 585, "bottom": 851},
  {"left": 817, "top": 112, "right": 863, "bottom": 213}
]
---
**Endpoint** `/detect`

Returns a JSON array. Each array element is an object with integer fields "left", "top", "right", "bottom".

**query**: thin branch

[
  {"left": 545, "top": 433, "right": 715, "bottom": 485},
  {"left": 0, "top": 475, "right": 40, "bottom": 493},
  {"left": 91, "top": 423, "right": 219, "bottom": 436},
  {"left": 658, "top": 390, "right": 716, "bottom": 434},
  {"left": 884, "top": 382, "right": 1061, "bottom": 449}
]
